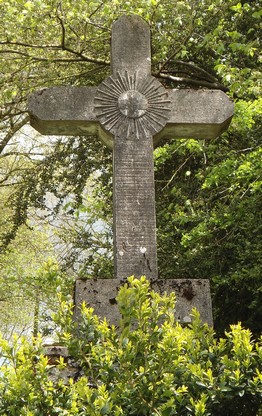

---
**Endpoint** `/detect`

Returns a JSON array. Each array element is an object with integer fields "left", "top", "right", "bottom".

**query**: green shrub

[{"left": 0, "top": 277, "right": 261, "bottom": 415}]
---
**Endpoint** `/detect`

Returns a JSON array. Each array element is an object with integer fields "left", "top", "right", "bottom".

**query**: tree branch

[
  {"left": 162, "top": 154, "right": 193, "bottom": 190},
  {"left": 56, "top": 10, "right": 110, "bottom": 65},
  {"left": 0, "top": 115, "right": 29, "bottom": 154},
  {"left": 166, "top": 60, "right": 219, "bottom": 83},
  {"left": 0, "top": 152, "right": 44, "bottom": 159},
  {"left": 0, "top": 49, "right": 109, "bottom": 65},
  {"left": 156, "top": 34, "right": 192, "bottom": 75},
  {"left": 0, "top": 168, "right": 35, "bottom": 186},
  {"left": 0, "top": 40, "right": 62, "bottom": 49},
  {"left": 156, "top": 72, "right": 229, "bottom": 92}
]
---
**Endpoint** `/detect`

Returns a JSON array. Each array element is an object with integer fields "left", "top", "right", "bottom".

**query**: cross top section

[
  {"left": 95, "top": 16, "right": 171, "bottom": 140},
  {"left": 111, "top": 15, "right": 151, "bottom": 77}
]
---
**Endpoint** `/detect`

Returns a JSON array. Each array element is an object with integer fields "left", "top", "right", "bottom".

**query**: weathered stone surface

[
  {"left": 93, "top": 16, "right": 170, "bottom": 280},
  {"left": 111, "top": 15, "right": 151, "bottom": 77},
  {"left": 74, "top": 278, "right": 213, "bottom": 326},
  {"left": 28, "top": 87, "right": 233, "bottom": 147},
  {"left": 113, "top": 134, "right": 157, "bottom": 279},
  {"left": 27, "top": 87, "right": 113, "bottom": 148},
  {"left": 28, "top": 87, "right": 95, "bottom": 133},
  {"left": 155, "top": 89, "right": 234, "bottom": 143},
  {"left": 43, "top": 345, "right": 81, "bottom": 383}
]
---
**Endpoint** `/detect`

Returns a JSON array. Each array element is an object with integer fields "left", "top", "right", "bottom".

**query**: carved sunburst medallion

[{"left": 94, "top": 71, "right": 171, "bottom": 138}]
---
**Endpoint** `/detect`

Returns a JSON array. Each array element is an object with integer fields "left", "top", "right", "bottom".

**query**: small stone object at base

[{"left": 43, "top": 345, "right": 82, "bottom": 383}]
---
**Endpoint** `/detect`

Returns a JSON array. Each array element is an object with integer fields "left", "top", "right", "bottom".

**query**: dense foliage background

[{"left": 0, "top": 0, "right": 261, "bottom": 338}]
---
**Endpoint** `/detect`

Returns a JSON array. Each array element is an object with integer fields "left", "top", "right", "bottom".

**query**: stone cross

[
  {"left": 28, "top": 15, "right": 233, "bottom": 326},
  {"left": 28, "top": 14, "right": 233, "bottom": 282}
]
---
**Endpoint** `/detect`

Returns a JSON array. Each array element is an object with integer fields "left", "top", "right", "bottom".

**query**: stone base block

[
  {"left": 43, "top": 345, "right": 81, "bottom": 383},
  {"left": 74, "top": 279, "right": 213, "bottom": 326}
]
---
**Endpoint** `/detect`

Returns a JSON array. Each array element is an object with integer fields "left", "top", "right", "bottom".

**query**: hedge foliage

[{"left": 0, "top": 277, "right": 261, "bottom": 415}]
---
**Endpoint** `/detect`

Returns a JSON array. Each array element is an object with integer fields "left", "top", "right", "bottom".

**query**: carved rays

[{"left": 94, "top": 71, "right": 171, "bottom": 139}]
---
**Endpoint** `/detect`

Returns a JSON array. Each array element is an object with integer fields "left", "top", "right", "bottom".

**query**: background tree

[
  {"left": 0, "top": 223, "right": 73, "bottom": 340},
  {"left": 0, "top": 0, "right": 261, "bottom": 336}
]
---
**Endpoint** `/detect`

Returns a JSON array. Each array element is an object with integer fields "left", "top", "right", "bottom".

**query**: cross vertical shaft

[
  {"left": 111, "top": 16, "right": 157, "bottom": 279},
  {"left": 113, "top": 132, "right": 157, "bottom": 279}
]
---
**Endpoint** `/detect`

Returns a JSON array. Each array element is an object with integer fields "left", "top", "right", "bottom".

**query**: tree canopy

[{"left": 0, "top": 0, "right": 261, "bottom": 336}]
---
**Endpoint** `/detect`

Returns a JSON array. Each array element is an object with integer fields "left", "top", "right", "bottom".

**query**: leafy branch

[{"left": 56, "top": 4, "right": 109, "bottom": 66}]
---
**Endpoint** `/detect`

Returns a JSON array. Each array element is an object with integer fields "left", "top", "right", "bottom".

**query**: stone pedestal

[{"left": 74, "top": 278, "right": 213, "bottom": 326}]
